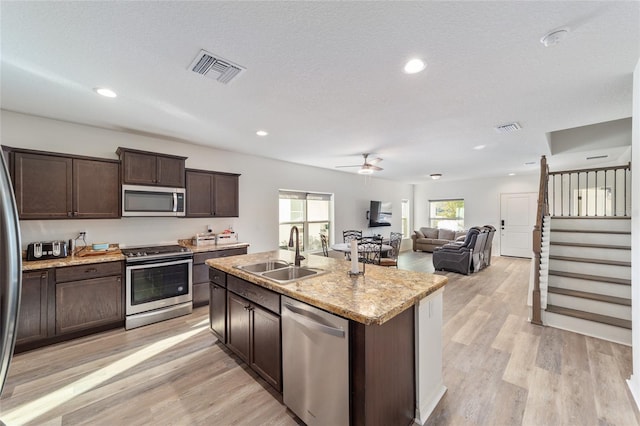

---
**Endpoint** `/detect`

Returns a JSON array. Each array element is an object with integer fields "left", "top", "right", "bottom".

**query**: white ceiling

[{"left": 1, "top": 1, "right": 638, "bottom": 182}]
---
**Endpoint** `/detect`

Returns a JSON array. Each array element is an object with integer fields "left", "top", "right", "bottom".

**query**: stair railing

[
  {"left": 548, "top": 163, "right": 631, "bottom": 217},
  {"left": 531, "top": 155, "right": 548, "bottom": 326}
]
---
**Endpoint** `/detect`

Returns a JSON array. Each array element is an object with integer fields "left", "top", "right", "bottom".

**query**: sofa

[{"left": 411, "top": 227, "right": 467, "bottom": 252}]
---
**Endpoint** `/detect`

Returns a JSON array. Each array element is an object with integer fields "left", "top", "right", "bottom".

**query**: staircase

[{"left": 542, "top": 216, "right": 631, "bottom": 346}]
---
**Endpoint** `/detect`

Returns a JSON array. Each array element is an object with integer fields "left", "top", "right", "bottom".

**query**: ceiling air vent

[
  {"left": 495, "top": 122, "right": 522, "bottom": 133},
  {"left": 189, "top": 49, "right": 245, "bottom": 84}
]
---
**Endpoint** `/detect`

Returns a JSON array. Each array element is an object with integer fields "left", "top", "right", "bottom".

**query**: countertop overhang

[{"left": 206, "top": 250, "right": 448, "bottom": 325}]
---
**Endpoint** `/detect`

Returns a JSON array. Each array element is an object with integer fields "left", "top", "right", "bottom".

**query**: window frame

[
  {"left": 279, "top": 190, "right": 333, "bottom": 253},
  {"left": 428, "top": 198, "right": 465, "bottom": 230}
]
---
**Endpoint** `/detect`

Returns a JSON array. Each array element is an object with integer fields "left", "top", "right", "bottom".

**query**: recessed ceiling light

[
  {"left": 508, "top": 173, "right": 516, "bottom": 176},
  {"left": 473, "top": 145, "right": 486, "bottom": 150},
  {"left": 404, "top": 58, "right": 426, "bottom": 74},
  {"left": 430, "top": 173, "right": 442, "bottom": 180},
  {"left": 540, "top": 28, "right": 569, "bottom": 47},
  {"left": 256, "top": 130, "right": 268, "bottom": 136},
  {"left": 94, "top": 87, "right": 117, "bottom": 98}
]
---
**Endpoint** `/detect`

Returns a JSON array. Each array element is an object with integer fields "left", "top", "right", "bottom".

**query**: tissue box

[{"left": 216, "top": 232, "right": 238, "bottom": 244}]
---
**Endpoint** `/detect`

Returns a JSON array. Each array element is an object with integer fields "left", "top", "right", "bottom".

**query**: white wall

[
  {"left": 628, "top": 59, "right": 640, "bottom": 408},
  {"left": 413, "top": 174, "right": 539, "bottom": 255},
  {"left": 1, "top": 110, "right": 412, "bottom": 252}
]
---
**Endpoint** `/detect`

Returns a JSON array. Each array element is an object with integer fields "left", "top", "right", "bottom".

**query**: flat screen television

[{"left": 368, "top": 200, "right": 392, "bottom": 227}]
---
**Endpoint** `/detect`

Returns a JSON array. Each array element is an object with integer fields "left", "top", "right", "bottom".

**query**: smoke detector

[
  {"left": 495, "top": 122, "right": 522, "bottom": 133},
  {"left": 189, "top": 49, "right": 245, "bottom": 84}
]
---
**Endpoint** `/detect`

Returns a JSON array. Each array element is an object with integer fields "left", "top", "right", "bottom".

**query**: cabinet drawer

[
  {"left": 209, "top": 268, "right": 226, "bottom": 288},
  {"left": 228, "top": 275, "right": 279, "bottom": 314},
  {"left": 193, "top": 248, "right": 247, "bottom": 264},
  {"left": 56, "top": 261, "right": 122, "bottom": 283}
]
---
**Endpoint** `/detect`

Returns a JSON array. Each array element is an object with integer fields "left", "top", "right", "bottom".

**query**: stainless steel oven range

[{"left": 121, "top": 244, "right": 193, "bottom": 330}]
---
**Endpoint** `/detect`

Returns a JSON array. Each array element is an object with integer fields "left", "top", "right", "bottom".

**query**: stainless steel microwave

[{"left": 122, "top": 185, "right": 186, "bottom": 217}]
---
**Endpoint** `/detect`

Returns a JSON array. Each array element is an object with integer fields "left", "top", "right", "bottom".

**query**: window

[
  {"left": 429, "top": 199, "right": 464, "bottom": 230},
  {"left": 279, "top": 190, "right": 332, "bottom": 252},
  {"left": 401, "top": 199, "right": 410, "bottom": 238}
]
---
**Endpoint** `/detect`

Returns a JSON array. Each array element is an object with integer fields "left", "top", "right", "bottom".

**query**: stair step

[
  {"left": 548, "top": 255, "right": 631, "bottom": 267},
  {"left": 546, "top": 305, "right": 631, "bottom": 329},
  {"left": 550, "top": 242, "right": 631, "bottom": 250},
  {"left": 552, "top": 229, "right": 631, "bottom": 235},
  {"left": 548, "top": 270, "right": 631, "bottom": 286},
  {"left": 547, "top": 286, "right": 631, "bottom": 306}
]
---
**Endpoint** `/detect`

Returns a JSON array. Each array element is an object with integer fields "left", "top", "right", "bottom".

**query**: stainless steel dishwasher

[{"left": 281, "top": 296, "right": 349, "bottom": 425}]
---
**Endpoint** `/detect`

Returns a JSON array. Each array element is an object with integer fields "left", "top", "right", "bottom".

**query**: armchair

[{"left": 432, "top": 227, "right": 481, "bottom": 275}]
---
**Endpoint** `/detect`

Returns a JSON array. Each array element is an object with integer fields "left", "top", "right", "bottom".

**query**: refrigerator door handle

[{"left": 0, "top": 153, "right": 22, "bottom": 396}]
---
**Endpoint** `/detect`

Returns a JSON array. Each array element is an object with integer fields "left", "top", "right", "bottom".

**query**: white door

[{"left": 500, "top": 192, "right": 537, "bottom": 258}]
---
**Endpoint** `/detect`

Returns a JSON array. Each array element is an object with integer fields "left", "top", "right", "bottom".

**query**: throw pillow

[
  {"left": 421, "top": 227, "right": 439, "bottom": 239},
  {"left": 414, "top": 230, "right": 425, "bottom": 238},
  {"left": 438, "top": 229, "right": 455, "bottom": 240}
]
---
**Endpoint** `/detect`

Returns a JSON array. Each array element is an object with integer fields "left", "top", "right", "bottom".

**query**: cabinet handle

[
  {"left": 67, "top": 212, "right": 73, "bottom": 217},
  {"left": 85, "top": 267, "right": 98, "bottom": 273},
  {"left": 40, "top": 273, "right": 47, "bottom": 279},
  {"left": 73, "top": 211, "right": 78, "bottom": 216}
]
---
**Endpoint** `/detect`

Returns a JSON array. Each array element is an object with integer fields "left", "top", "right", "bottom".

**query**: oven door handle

[{"left": 126, "top": 258, "right": 192, "bottom": 271}]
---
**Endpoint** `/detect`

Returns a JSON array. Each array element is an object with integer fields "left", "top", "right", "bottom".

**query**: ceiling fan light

[
  {"left": 430, "top": 173, "right": 442, "bottom": 180},
  {"left": 358, "top": 168, "right": 374, "bottom": 175}
]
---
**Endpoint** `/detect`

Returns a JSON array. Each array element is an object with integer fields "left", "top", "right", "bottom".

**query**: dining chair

[
  {"left": 380, "top": 232, "right": 402, "bottom": 268},
  {"left": 320, "top": 233, "right": 329, "bottom": 257},
  {"left": 343, "top": 230, "right": 362, "bottom": 243},
  {"left": 357, "top": 236, "right": 382, "bottom": 265},
  {"left": 343, "top": 230, "right": 362, "bottom": 260}
]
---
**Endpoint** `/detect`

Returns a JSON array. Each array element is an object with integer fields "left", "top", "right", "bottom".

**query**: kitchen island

[{"left": 206, "top": 250, "right": 448, "bottom": 425}]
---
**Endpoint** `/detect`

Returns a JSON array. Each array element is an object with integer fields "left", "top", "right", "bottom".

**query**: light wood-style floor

[{"left": 1, "top": 252, "right": 638, "bottom": 425}]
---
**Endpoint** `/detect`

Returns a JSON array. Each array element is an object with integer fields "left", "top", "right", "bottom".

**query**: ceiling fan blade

[
  {"left": 335, "top": 164, "right": 361, "bottom": 168},
  {"left": 368, "top": 157, "right": 383, "bottom": 165},
  {"left": 368, "top": 165, "right": 383, "bottom": 171}
]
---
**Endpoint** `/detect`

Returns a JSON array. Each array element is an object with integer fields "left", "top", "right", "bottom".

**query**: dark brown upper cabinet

[
  {"left": 117, "top": 147, "right": 186, "bottom": 187},
  {"left": 8, "top": 149, "right": 119, "bottom": 220},
  {"left": 186, "top": 169, "right": 239, "bottom": 217}
]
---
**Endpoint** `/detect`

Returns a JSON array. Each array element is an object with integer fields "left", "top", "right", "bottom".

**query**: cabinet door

[
  {"left": 16, "top": 271, "right": 49, "bottom": 345},
  {"left": 209, "top": 283, "right": 226, "bottom": 342},
  {"left": 157, "top": 155, "right": 185, "bottom": 187},
  {"left": 73, "top": 159, "right": 120, "bottom": 218},
  {"left": 121, "top": 151, "right": 157, "bottom": 185},
  {"left": 186, "top": 170, "right": 213, "bottom": 217},
  {"left": 13, "top": 152, "right": 73, "bottom": 219},
  {"left": 251, "top": 305, "right": 281, "bottom": 390},
  {"left": 56, "top": 275, "right": 123, "bottom": 335},
  {"left": 213, "top": 173, "right": 239, "bottom": 217},
  {"left": 226, "top": 292, "right": 251, "bottom": 362}
]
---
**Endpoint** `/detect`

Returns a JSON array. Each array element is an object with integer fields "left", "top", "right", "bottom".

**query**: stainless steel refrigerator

[{"left": 0, "top": 152, "right": 22, "bottom": 404}]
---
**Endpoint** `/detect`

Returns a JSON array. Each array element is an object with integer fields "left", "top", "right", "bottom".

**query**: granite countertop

[
  {"left": 177, "top": 240, "right": 250, "bottom": 253},
  {"left": 22, "top": 251, "right": 125, "bottom": 271},
  {"left": 206, "top": 250, "right": 448, "bottom": 326}
]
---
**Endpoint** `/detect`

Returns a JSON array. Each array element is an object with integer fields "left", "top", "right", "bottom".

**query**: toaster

[{"left": 27, "top": 241, "right": 69, "bottom": 261}]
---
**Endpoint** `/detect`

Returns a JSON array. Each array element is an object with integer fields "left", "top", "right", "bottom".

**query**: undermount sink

[
  {"left": 237, "top": 260, "right": 290, "bottom": 273},
  {"left": 236, "top": 260, "right": 324, "bottom": 284}
]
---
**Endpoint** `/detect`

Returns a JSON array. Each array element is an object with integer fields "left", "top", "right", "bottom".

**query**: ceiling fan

[{"left": 335, "top": 153, "right": 383, "bottom": 175}]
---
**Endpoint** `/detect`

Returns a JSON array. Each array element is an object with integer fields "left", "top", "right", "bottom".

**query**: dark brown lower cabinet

[
  {"left": 209, "top": 283, "right": 227, "bottom": 342},
  {"left": 16, "top": 270, "right": 51, "bottom": 346},
  {"left": 55, "top": 275, "right": 123, "bottom": 335},
  {"left": 193, "top": 248, "right": 247, "bottom": 307},
  {"left": 226, "top": 290, "right": 281, "bottom": 391}
]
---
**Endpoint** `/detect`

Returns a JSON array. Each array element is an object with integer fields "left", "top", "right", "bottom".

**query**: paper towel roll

[{"left": 350, "top": 240, "right": 359, "bottom": 273}]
